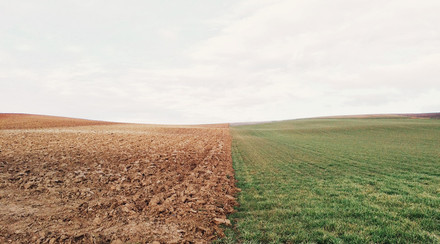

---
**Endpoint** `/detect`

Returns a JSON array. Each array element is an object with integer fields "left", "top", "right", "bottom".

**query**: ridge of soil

[{"left": 0, "top": 117, "right": 238, "bottom": 243}]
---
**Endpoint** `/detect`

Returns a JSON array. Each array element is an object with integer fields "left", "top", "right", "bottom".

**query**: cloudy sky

[{"left": 1, "top": 0, "right": 439, "bottom": 124}]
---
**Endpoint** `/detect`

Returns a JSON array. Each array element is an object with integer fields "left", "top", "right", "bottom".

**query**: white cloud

[{"left": 0, "top": 0, "right": 439, "bottom": 124}]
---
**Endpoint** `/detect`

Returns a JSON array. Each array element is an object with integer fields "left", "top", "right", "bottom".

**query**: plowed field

[
  {"left": 0, "top": 114, "right": 116, "bottom": 129},
  {"left": 0, "top": 115, "right": 238, "bottom": 243}
]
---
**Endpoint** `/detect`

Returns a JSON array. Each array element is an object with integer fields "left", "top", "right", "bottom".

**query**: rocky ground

[{"left": 0, "top": 115, "right": 238, "bottom": 243}]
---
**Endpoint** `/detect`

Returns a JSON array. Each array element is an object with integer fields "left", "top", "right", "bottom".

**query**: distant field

[
  {"left": 224, "top": 118, "right": 440, "bottom": 243},
  {"left": 0, "top": 113, "right": 115, "bottom": 129}
]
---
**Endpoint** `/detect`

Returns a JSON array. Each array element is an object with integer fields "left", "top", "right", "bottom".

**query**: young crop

[{"left": 225, "top": 118, "right": 440, "bottom": 243}]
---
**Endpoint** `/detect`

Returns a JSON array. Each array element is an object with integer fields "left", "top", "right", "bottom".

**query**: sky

[{"left": 1, "top": 0, "right": 439, "bottom": 124}]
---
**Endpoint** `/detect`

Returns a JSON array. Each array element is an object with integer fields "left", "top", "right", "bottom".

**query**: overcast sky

[{"left": 1, "top": 0, "right": 439, "bottom": 124}]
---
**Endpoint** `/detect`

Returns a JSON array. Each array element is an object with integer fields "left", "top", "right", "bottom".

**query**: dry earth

[
  {"left": 0, "top": 114, "right": 116, "bottom": 129},
  {"left": 0, "top": 115, "right": 238, "bottom": 243}
]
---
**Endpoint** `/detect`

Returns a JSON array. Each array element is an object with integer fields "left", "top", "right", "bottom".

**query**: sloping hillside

[{"left": 0, "top": 114, "right": 115, "bottom": 129}]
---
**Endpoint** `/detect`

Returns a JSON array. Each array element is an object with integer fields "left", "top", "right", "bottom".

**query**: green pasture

[{"left": 221, "top": 118, "right": 440, "bottom": 243}]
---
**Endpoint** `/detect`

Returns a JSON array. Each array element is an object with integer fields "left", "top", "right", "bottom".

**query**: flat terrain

[
  {"left": 0, "top": 115, "right": 238, "bottom": 243},
  {"left": 226, "top": 118, "right": 440, "bottom": 243}
]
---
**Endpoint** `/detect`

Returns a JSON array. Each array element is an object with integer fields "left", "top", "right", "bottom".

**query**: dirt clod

[{"left": 213, "top": 218, "right": 231, "bottom": 226}]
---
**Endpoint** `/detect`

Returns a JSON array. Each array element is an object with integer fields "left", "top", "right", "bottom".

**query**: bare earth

[
  {"left": 0, "top": 114, "right": 238, "bottom": 243},
  {"left": 0, "top": 114, "right": 117, "bottom": 129}
]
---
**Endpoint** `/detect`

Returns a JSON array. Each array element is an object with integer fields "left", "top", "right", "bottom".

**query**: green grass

[{"left": 222, "top": 118, "right": 440, "bottom": 243}]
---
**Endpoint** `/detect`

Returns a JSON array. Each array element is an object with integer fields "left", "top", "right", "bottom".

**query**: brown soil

[
  {"left": 320, "top": 112, "right": 440, "bottom": 119},
  {"left": 0, "top": 115, "right": 238, "bottom": 243},
  {"left": 0, "top": 114, "right": 116, "bottom": 130},
  {"left": 401, "top": 113, "right": 440, "bottom": 119}
]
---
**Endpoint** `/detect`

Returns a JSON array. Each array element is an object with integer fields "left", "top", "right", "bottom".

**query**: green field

[{"left": 222, "top": 118, "right": 440, "bottom": 243}]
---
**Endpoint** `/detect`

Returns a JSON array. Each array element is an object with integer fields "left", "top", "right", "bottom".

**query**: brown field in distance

[
  {"left": 318, "top": 112, "right": 440, "bottom": 119},
  {"left": 0, "top": 114, "right": 117, "bottom": 130},
  {"left": 0, "top": 114, "right": 238, "bottom": 243}
]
